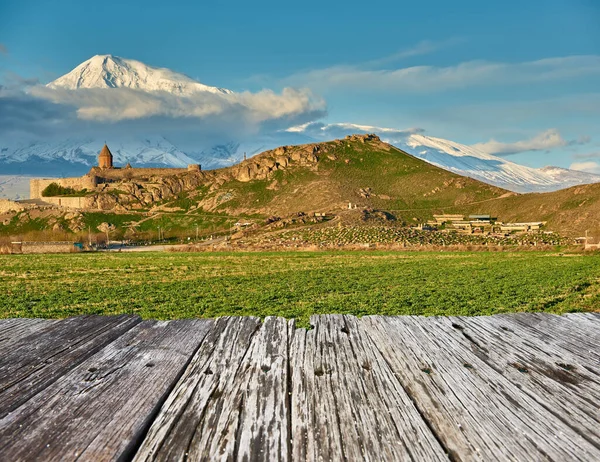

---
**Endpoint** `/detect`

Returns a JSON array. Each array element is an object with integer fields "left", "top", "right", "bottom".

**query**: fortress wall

[
  {"left": 0, "top": 199, "right": 25, "bottom": 213},
  {"left": 42, "top": 196, "right": 87, "bottom": 209},
  {"left": 96, "top": 168, "right": 188, "bottom": 181},
  {"left": 30, "top": 176, "right": 97, "bottom": 199},
  {"left": 21, "top": 242, "right": 77, "bottom": 254}
]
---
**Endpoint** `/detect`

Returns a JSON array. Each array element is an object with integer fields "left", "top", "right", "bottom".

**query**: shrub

[{"left": 41, "top": 183, "right": 86, "bottom": 197}]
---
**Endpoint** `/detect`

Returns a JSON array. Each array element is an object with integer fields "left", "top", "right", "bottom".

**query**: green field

[{"left": 1, "top": 251, "right": 598, "bottom": 327}]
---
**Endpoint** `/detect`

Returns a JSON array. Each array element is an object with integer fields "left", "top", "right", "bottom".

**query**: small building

[
  {"left": 468, "top": 214, "right": 493, "bottom": 223},
  {"left": 452, "top": 221, "right": 472, "bottom": 231},
  {"left": 433, "top": 214, "right": 464, "bottom": 225},
  {"left": 500, "top": 222, "right": 544, "bottom": 233}
]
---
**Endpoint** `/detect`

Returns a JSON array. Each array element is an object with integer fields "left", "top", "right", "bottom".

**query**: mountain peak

[{"left": 47, "top": 55, "right": 233, "bottom": 95}]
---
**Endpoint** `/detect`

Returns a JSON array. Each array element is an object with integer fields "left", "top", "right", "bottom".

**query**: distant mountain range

[
  {"left": 1, "top": 54, "right": 599, "bottom": 198},
  {"left": 394, "top": 133, "right": 600, "bottom": 193}
]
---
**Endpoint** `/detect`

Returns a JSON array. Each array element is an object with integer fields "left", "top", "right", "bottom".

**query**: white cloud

[
  {"left": 573, "top": 151, "right": 600, "bottom": 160},
  {"left": 471, "top": 129, "right": 589, "bottom": 156},
  {"left": 284, "top": 55, "right": 600, "bottom": 93},
  {"left": 29, "top": 85, "right": 326, "bottom": 126},
  {"left": 364, "top": 38, "right": 464, "bottom": 67},
  {"left": 569, "top": 161, "right": 600, "bottom": 174}
]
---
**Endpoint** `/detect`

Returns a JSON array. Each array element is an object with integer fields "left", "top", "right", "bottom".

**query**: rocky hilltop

[{"left": 77, "top": 134, "right": 507, "bottom": 217}]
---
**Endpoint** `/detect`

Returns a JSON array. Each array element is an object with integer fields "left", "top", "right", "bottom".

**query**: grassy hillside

[{"left": 195, "top": 135, "right": 508, "bottom": 217}]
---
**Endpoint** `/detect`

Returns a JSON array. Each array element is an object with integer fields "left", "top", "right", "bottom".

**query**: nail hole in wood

[
  {"left": 511, "top": 363, "right": 529, "bottom": 373},
  {"left": 88, "top": 367, "right": 98, "bottom": 373},
  {"left": 314, "top": 368, "right": 324, "bottom": 377},
  {"left": 463, "top": 363, "right": 474, "bottom": 369},
  {"left": 145, "top": 362, "right": 155, "bottom": 368},
  {"left": 261, "top": 365, "right": 271, "bottom": 373},
  {"left": 204, "top": 368, "right": 213, "bottom": 375},
  {"left": 451, "top": 323, "right": 463, "bottom": 330},
  {"left": 421, "top": 367, "right": 433, "bottom": 375},
  {"left": 556, "top": 362, "right": 576, "bottom": 372},
  {"left": 340, "top": 326, "right": 349, "bottom": 335}
]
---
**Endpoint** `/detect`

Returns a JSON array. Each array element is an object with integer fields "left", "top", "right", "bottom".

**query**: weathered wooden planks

[
  {"left": 134, "top": 316, "right": 290, "bottom": 462},
  {"left": 290, "top": 315, "right": 448, "bottom": 461},
  {"left": 0, "top": 314, "right": 140, "bottom": 418},
  {"left": 361, "top": 315, "right": 600, "bottom": 461},
  {"left": 0, "top": 319, "right": 213, "bottom": 461},
  {"left": 0, "top": 318, "right": 57, "bottom": 350},
  {"left": 0, "top": 312, "right": 598, "bottom": 461},
  {"left": 494, "top": 312, "right": 600, "bottom": 368},
  {"left": 448, "top": 315, "right": 600, "bottom": 448}
]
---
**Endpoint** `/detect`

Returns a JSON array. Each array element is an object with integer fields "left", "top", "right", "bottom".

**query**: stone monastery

[{"left": 30, "top": 144, "right": 201, "bottom": 207}]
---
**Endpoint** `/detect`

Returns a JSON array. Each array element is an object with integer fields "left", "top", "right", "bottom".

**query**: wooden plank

[
  {"left": 448, "top": 315, "right": 600, "bottom": 448},
  {"left": 361, "top": 315, "right": 600, "bottom": 461},
  {"left": 0, "top": 318, "right": 58, "bottom": 349},
  {"left": 0, "top": 314, "right": 141, "bottom": 418},
  {"left": 494, "top": 313, "right": 600, "bottom": 367},
  {"left": 134, "top": 316, "right": 291, "bottom": 462},
  {"left": 0, "top": 318, "right": 212, "bottom": 461},
  {"left": 290, "top": 315, "right": 448, "bottom": 461}
]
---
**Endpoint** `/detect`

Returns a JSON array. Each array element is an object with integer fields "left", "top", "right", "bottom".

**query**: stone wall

[
  {"left": 30, "top": 176, "right": 98, "bottom": 199},
  {"left": 0, "top": 199, "right": 25, "bottom": 213},
  {"left": 19, "top": 241, "right": 78, "bottom": 254},
  {"left": 42, "top": 196, "right": 88, "bottom": 209},
  {"left": 93, "top": 167, "right": 188, "bottom": 182}
]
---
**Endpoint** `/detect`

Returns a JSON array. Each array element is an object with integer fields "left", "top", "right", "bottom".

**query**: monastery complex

[{"left": 29, "top": 144, "right": 201, "bottom": 203}]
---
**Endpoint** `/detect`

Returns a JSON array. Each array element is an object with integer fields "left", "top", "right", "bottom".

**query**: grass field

[{"left": 2, "top": 250, "right": 599, "bottom": 326}]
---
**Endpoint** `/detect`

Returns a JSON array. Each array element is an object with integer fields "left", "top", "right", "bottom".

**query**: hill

[
  {"left": 186, "top": 134, "right": 509, "bottom": 218},
  {"left": 3, "top": 134, "right": 599, "bottom": 242}
]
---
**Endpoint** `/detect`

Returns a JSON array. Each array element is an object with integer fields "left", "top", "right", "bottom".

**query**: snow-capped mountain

[
  {"left": 537, "top": 165, "right": 600, "bottom": 185},
  {"left": 0, "top": 136, "right": 205, "bottom": 173},
  {"left": 47, "top": 55, "right": 232, "bottom": 95},
  {"left": 3, "top": 55, "right": 598, "bottom": 197},
  {"left": 398, "top": 134, "right": 600, "bottom": 193}
]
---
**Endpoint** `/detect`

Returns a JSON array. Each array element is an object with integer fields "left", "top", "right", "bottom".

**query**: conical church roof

[{"left": 99, "top": 144, "right": 113, "bottom": 158}]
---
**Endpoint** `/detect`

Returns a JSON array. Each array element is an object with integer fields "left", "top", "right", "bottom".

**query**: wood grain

[
  {"left": 361, "top": 314, "right": 600, "bottom": 461},
  {"left": 0, "top": 314, "right": 140, "bottom": 418},
  {"left": 290, "top": 314, "right": 448, "bottom": 461},
  {"left": 0, "top": 318, "right": 57, "bottom": 350},
  {"left": 0, "top": 319, "right": 212, "bottom": 461}
]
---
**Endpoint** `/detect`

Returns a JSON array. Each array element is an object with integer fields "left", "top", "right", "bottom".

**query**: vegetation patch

[
  {"left": 42, "top": 183, "right": 88, "bottom": 197},
  {"left": 0, "top": 251, "right": 597, "bottom": 327}
]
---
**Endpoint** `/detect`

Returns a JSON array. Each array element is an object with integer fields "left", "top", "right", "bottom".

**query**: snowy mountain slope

[
  {"left": 537, "top": 165, "right": 600, "bottom": 185},
  {"left": 0, "top": 136, "right": 200, "bottom": 173},
  {"left": 47, "top": 55, "right": 232, "bottom": 95},
  {"left": 6, "top": 54, "right": 598, "bottom": 194},
  {"left": 398, "top": 134, "right": 600, "bottom": 193}
]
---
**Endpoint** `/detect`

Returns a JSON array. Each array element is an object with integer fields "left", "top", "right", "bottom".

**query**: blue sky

[{"left": 1, "top": 0, "right": 600, "bottom": 171}]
